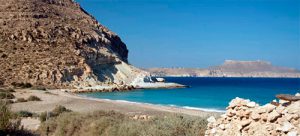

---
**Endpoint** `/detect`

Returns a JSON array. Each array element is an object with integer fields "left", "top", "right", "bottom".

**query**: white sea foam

[
  {"left": 181, "top": 106, "right": 225, "bottom": 113},
  {"left": 166, "top": 104, "right": 225, "bottom": 112},
  {"left": 79, "top": 94, "right": 225, "bottom": 113}
]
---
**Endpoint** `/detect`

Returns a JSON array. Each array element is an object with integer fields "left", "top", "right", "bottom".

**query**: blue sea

[{"left": 80, "top": 77, "right": 300, "bottom": 112}]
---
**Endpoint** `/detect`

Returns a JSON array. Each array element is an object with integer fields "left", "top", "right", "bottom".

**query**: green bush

[
  {"left": 39, "top": 112, "right": 48, "bottom": 122},
  {"left": 0, "top": 92, "right": 15, "bottom": 99},
  {"left": 16, "top": 111, "right": 33, "bottom": 117},
  {"left": 16, "top": 98, "right": 27, "bottom": 103},
  {"left": 39, "top": 111, "right": 208, "bottom": 136},
  {"left": 27, "top": 95, "right": 41, "bottom": 101}
]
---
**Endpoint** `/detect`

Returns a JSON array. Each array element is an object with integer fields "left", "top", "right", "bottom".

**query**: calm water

[{"left": 81, "top": 77, "right": 300, "bottom": 112}]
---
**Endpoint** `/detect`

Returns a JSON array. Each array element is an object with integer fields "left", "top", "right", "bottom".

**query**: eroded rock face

[
  {"left": 0, "top": 0, "right": 139, "bottom": 88},
  {"left": 205, "top": 93, "right": 300, "bottom": 136}
]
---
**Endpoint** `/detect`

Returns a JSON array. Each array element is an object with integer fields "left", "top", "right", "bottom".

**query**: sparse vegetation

[
  {"left": 0, "top": 100, "right": 34, "bottom": 135},
  {"left": 16, "top": 98, "right": 27, "bottom": 103},
  {"left": 39, "top": 111, "right": 208, "bottom": 136},
  {"left": 31, "top": 86, "right": 47, "bottom": 91},
  {"left": 16, "top": 111, "right": 33, "bottom": 117},
  {"left": 51, "top": 105, "right": 72, "bottom": 116},
  {"left": 0, "top": 100, "right": 12, "bottom": 131},
  {"left": 11, "top": 82, "right": 32, "bottom": 88},
  {"left": 0, "top": 88, "right": 15, "bottom": 93},
  {"left": 44, "top": 91, "right": 57, "bottom": 95},
  {"left": 40, "top": 105, "right": 72, "bottom": 122},
  {"left": 39, "top": 112, "right": 48, "bottom": 123},
  {"left": 0, "top": 92, "right": 15, "bottom": 99},
  {"left": 2, "top": 99, "right": 14, "bottom": 104},
  {"left": 27, "top": 95, "right": 41, "bottom": 101}
]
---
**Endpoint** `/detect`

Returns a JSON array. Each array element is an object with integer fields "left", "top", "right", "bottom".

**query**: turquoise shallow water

[{"left": 80, "top": 77, "right": 300, "bottom": 112}]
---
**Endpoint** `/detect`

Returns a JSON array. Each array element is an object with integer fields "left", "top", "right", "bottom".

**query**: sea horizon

[{"left": 80, "top": 77, "right": 300, "bottom": 112}]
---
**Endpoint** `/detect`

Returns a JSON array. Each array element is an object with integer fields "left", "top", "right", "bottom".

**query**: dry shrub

[
  {"left": 39, "top": 111, "right": 208, "bottom": 136},
  {"left": 40, "top": 105, "right": 72, "bottom": 122},
  {"left": 0, "top": 100, "right": 34, "bottom": 135},
  {"left": 16, "top": 111, "right": 34, "bottom": 118},
  {"left": 0, "top": 100, "right": 12, "bottom": 131},
  {"left": 0, "top": 92, "right": 15, "bottom": 99},
  {"left": 11, "top": 82, "right": 32, "bottom": 88},
  {"left": 16, "top": 98, "right": 27, "bottom": 103},
  {"left": 27, "top": 95, "right": 41, "bottom": 101},
  {"left": 0, "top": 88, "right": 15, "bottom": 92}
]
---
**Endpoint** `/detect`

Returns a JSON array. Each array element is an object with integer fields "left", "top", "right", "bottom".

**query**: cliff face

[
  {"left": 0, "top": 0, "right": 142, "bottom": 88},
  {"left": 146, "top": 60, "right": 300, "bottom": 78}
]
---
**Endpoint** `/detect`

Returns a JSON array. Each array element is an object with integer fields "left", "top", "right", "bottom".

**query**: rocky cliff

[
  {"left": 205, "top": 94, "right": 300, "bottom": 136},
  {"left": 0, "top": 0, "right": 144, "bottom": 88},
  {"left": 146, "top": 60, "right": 300, "bottom": 78}
]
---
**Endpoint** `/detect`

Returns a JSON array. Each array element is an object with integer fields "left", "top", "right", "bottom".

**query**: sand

[
  {"left": 11, "top": 89, "right": 220, "bottom": 117},
  {"left": 10, "top": 89, "right": 221, "bottom": 131}
]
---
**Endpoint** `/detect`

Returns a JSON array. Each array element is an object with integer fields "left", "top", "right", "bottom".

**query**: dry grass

[
  {"left": 16, "top": 98, "right": 27, "bottom": 103},
  {"left": 0, "top": 92, "right": 15, "bottom": 99},
  {"left": 0, "top": 100, "right": 34, "bottom": 136},
  {"left": 40, "top": 105, "right": 72, "bottom": 122},
  {"left": 39, "top": 111, "right": 208, "bottom": 136}
]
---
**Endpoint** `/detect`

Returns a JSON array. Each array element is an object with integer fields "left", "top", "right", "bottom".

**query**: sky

[{"left": 76, "top": 0, "right": 300, "bottom": 69}]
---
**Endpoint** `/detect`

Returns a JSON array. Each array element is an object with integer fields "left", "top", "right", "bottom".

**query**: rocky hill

[
  {"left": 146, "top": 60, "right": 300, "bottom": 78},
  {"left": 210, "top": 60, "right": 298, "bottom": 73},
  {"left": 0, "top": 0, "right": 144, "bottom": 88},
  {"left": 205, "top": 94, "right": 300, "bottom": 136}
]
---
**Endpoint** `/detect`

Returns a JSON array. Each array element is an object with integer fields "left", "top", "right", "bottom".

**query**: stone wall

[{"left": 206, "top": 93, "right": 300, "bottom": 136}]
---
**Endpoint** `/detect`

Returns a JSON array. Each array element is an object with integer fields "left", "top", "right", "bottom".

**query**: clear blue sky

[{"left": 76, "top": 0, "right": 300, "bottom": 69}]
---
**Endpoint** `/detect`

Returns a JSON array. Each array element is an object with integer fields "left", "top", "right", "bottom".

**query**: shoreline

[
  {"left": 72, "top": 82, "right": 188, "bottom": 93},
  {"left": 78, "top": 94, "right": 226, "bottom": 113},
  {"left": 11, "top": 89, "right": 221, "bottom": 118}
]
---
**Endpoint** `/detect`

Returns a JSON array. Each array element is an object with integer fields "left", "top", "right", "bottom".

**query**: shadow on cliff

[{"left": 90, "top": 63, "right": 119, "bottom": 83}]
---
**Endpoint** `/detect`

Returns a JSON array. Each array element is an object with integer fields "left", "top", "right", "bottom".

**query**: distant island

[{"left": 146, "top": 60, "right": 300, "bottom": 78}]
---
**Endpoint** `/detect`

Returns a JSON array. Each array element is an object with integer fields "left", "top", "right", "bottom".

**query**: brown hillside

[{"left": 0, "top": 0, "right": 136, "bottom": 88}]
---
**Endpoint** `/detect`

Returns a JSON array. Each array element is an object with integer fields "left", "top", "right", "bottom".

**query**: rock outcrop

[
  {"left": 0, "top": 0, "right": 144, "bottom": 88},
  {"left": 205, "top": 94, "right": 300, "bottom": 136}
]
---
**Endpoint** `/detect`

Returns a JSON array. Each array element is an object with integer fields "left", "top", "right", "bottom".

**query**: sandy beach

[{"left": 11, "top": 89, "right": 220, "bottom": 118}]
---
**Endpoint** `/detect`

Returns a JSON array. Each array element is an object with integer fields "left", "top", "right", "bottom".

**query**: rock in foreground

[{"left": 205, "top": 93, "right": 300, "bottom": 136}]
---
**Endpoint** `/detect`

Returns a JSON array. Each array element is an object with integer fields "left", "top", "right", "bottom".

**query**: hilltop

[{"left": 146, "top": 60, "right": 300, "bottom": 78}]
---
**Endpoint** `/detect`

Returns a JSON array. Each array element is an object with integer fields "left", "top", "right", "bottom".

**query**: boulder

[
  {"left": 246, "top": 102, "right": 257, "bottom": 108},
  {"left": 250, "top": 112, "right": 260, "bottom": 120},
  {"left": 267, "top": 110, "right": 281, "bottom": 122},
  {"left": 279, "top": 122, "right": 294, "bottom": 132},
  {"left": 205, "top": 94, "right": 300, "bottom": 136},
  {"left": 276, "top": 94, "right": 300, "bottom": 102},
  {"left": 207, "top": 116, "right": 216, "bottom": 123},
  {"left": 287, "top": 131, "right": 298, "bottom": 136}
]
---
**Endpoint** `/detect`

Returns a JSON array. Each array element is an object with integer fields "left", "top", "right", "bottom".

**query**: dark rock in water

[{"left": 276, "top": 94, "right": 300, "bottom": 101}]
